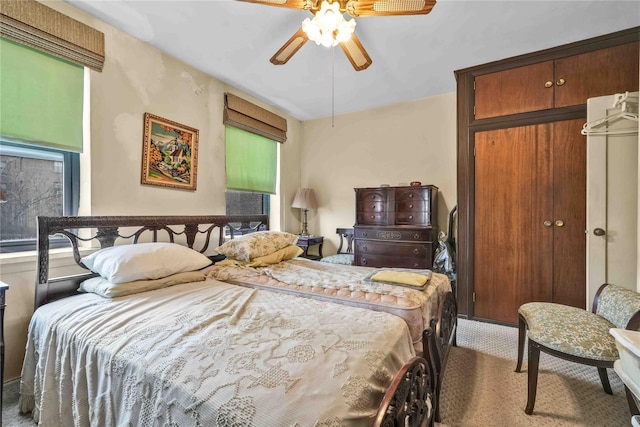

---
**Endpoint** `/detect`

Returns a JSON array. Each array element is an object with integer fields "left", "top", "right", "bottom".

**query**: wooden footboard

[
  {"left": 423, "top": 291, "right": 458, "bottom": 422},
  {"left": 35, "top": 214, "right": 269, "bottom": 309},
  {"left": 374, "top": 355, "right": 436, "bottom": 427}
]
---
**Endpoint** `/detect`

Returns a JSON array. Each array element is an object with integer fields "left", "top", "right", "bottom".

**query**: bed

[
  {"left": 205, "top": 258, "right": 451, "bottom": 350},
  {"left": 20, "top": 215, "right": 451, "bottom": 426}
]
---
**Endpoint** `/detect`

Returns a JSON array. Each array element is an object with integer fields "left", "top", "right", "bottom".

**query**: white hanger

[{"left": 581, "top": 91, "right": 639, "bottom": 136}]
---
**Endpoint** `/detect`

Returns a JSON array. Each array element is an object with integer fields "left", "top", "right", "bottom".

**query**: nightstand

[
  {"left": 296, "top": 235, "right": 324, "bottom": 260},
  {"left": 0, "top": 281, "right": 8, "bottom": 427}
]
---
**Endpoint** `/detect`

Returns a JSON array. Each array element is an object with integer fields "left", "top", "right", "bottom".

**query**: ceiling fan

[{"left": 237, "top": 0, "right": 437, "bottom": 71}]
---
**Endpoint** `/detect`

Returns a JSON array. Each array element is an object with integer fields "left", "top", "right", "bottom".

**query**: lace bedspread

[
  {"left": 20, "top": 279, "right": 415, "bottom": 426},
  {"left": 205, "top": 258, "right": 451, "bottom": 344}
]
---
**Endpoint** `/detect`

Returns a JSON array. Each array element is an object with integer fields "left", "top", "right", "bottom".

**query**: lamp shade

[{"left": 292, "top": 188, "right": 317, "bottom": 210}]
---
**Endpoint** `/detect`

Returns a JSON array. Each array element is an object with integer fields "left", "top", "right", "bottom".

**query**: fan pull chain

[{"left": 331, "top": 45, "right": 335, "bottom": 128}]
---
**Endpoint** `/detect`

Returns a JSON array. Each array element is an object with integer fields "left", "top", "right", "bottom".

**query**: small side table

[
  {"left": 297, "top": 235, "right": 324, "bottom": 260},
  {"left": 0, "top": 282, "right": 8, "bottom": 427}
]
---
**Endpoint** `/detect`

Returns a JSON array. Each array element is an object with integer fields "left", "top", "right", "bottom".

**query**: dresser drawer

[
  {"left": 358, "top": 200, "right": 386, "bottom": 213},
  {"left": 354, "top": 253, "right": 431, "bottom": 269},
  {"left": 356, "top": 189, "right": 388, "bottom": 204},
  {"left": 354, "top": 226, "right": 433, "bottom": 242},
  {"left": 396, "top": 211, "right": 429, "bottom": 225},
  {"left": 355, "top": 240, "right": 430, "bottom": 257},
  {"left": 357, "top": 212, "right": 388, "bottom": 225}
]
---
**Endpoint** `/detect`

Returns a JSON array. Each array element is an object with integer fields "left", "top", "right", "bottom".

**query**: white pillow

[
  {"left": 81, "top": 242, "right": 212, "bottom": 284},
  {"left": 79, "top": 270, "right": 206, "bottom": 298}
]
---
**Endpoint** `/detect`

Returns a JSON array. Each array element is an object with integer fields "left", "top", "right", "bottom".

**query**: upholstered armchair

[{"left": 515, "top": 283, "right": 640, "bottom": 415}]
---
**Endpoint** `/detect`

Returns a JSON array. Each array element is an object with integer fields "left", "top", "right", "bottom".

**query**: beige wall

[
  {"left": 301, "top": 93, "right": 457, "bottom": 254},
  {"left": 0, "top": 0, "right": 303, "bottom": 381}
]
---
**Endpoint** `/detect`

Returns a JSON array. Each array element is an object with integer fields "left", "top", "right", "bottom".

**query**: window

[
  {"left": 223, "top": 93, "right": 286, "bottom": 231},
  {"left": 0, "top": 141, "right": 79, "bottom": 253},
  {"left": 225, "top": 190, "right": 270, "bottom": 236}
]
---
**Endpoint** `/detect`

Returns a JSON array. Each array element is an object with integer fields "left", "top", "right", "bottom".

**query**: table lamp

[{"left": 292, "top": 188, "right": 317, "bottom": 236}]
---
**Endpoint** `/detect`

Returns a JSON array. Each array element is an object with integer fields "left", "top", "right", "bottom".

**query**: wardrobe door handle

[
  {"left": 556, "top": 78, "right": 566, "bottom": 86},
  {"left": 555, "top": 220, "right": 564, "bottom": 227},
  {"left": 543, "top": 220, "right": 553, "bottom": 227},
  {"left": 544, "top": 81, "right": 553, "bottom": 88}
]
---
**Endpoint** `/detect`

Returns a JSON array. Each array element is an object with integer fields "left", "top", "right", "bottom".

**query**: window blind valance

[
  {"left": 223, "top": 93, "right": 287, "bottom": 143},
  {"left": 0, "top": 0, "right": 105, "bottom": 71}
]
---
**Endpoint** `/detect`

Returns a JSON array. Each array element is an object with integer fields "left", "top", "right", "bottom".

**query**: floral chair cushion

[
  {"left": 320, "top": 253, "right": 354, "bottom": 265},
  {"left": 596, "top": 284, "right": 640, "bottom": 329},
  {"left": 519, "top": 302, "right": 619, "bottom": 361}
]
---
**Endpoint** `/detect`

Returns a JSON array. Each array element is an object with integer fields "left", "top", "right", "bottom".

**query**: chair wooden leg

[
  {"left": 597, "top": 367, "right": 613, "bottom": 395},
  {"left": 515, "top": 316, "right": 526, "bottom": 373},
  {"left": 625, "top": 385, "right": 640, "bottom": 416},
  {"left": 525, "top": 339, "right": 540, "bottom": 415},
  {"left": 434, "top": 373, "right": 442, "bottom": 423}
]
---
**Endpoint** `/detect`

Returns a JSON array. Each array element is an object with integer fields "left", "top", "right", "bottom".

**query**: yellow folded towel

[{"left": 370, "top": 271, "right": 430, "bottom": 288}]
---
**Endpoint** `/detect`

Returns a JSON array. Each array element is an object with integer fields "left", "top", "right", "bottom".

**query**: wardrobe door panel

[
  {"left": 554, "top": 42, "right": 640, "bottom": 108},
  {"left": 474, "top": 61, "right": 554, "bottom": 119},
  {"left": 552, "top": 119, "right": 586, "bottom": 307},
  {"left": 474, "top": 124, "right": 553, "bottom": 323}
]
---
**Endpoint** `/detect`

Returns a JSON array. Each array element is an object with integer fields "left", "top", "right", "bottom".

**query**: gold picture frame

[{"left": 141, "top": 113, "right": 199, "bottom": 191}]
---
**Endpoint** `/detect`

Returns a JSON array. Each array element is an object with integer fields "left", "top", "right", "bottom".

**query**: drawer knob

[
  {"left": 413, "top": 262, "right": 419, "bottom": 268},
  {"left": 409, "top": 194, "right": 413, "bottom": 198},
  {"left": 413, "top": 249, "right": 419, "bottom": 255},
  {"left": 409, "top": 215, "right": 413, "bottom": 220},
  {"left": 371, "top": 195, "right": 376, "bottom": 199},
  {"left": 362, "top": 246, "right": 368, "bottom": 251},
  {"left": 371, "top": 205, "right": 376, "bottom": 209},
  {"left": 414, "top": 233, "right": 420, "bottom": 239},
  {"left": 409, "top": 204, "right": 413, "bottom": 209},
  {"left": 362, "top": 232, "right": 367, "bottom": 237},
  {"left": 362, "top": 258, "right": 367, "bottom": 265},
  {"left": 370, "top": 215, "right": 375, "bottom": 219}
]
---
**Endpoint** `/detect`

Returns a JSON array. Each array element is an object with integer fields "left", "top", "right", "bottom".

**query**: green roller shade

[
  {"left": 225, "top": 126, "right": 277, "bottom": 194},
  {"left": 0, "top": 37, "right": 84, "bottom": 153}
]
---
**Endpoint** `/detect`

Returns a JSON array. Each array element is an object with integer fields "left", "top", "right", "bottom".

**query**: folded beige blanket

[{"left": 370, "top": 270, "right": 430, "bottom": 288}]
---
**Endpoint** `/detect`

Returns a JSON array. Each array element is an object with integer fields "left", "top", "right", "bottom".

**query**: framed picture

[{"left": 141, "top": 113, "right": 199, "bottom": 190}]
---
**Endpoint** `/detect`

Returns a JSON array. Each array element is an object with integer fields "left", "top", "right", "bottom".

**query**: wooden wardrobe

[{"left": 455, "top": 27, "right": 639, "bottom": 325}]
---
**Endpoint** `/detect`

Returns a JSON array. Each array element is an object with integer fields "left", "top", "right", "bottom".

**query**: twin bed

[{"left": 19, "top": 215, "right": 457, "bottom": 426}]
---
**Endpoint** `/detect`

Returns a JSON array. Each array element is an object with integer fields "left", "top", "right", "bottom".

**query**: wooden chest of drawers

[{"left": 354, "top": 185, "right": 438, "bottom": 269}]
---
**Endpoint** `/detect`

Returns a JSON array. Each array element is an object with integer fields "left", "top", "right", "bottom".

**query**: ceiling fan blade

[
  {"left": 236, "top": 0, "right": 316, "bottom": 11},
  {"left": 270, "top": 27, "right": 309, "bottom": 65},
  {"left": 339, "top": 33, "right": 372, "bottom": 71},
  {"left": 345, "top": 0, "right": 436, "bottom": 17}
]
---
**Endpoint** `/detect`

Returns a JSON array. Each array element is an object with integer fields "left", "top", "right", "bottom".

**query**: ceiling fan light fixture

[{"left": 302, "top": 0, "right": 356, "bottom": 47}]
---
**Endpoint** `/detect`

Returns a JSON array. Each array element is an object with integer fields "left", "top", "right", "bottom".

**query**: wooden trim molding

[{"left": 0, "top": 0, "right": 105, "bottom": 71}]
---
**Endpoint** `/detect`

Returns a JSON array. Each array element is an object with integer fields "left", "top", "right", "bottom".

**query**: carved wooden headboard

[{"left": 35, "top": 215, "right": 269, "bottom": 309}]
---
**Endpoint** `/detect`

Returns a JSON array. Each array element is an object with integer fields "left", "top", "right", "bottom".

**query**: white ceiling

[{"left": 65, "top": 0, "right": 640, "bottom": 121}]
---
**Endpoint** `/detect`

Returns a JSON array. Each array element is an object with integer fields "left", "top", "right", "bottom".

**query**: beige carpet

[{"left": 438, "top": 319, "right": 630, "bottom": 427}]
